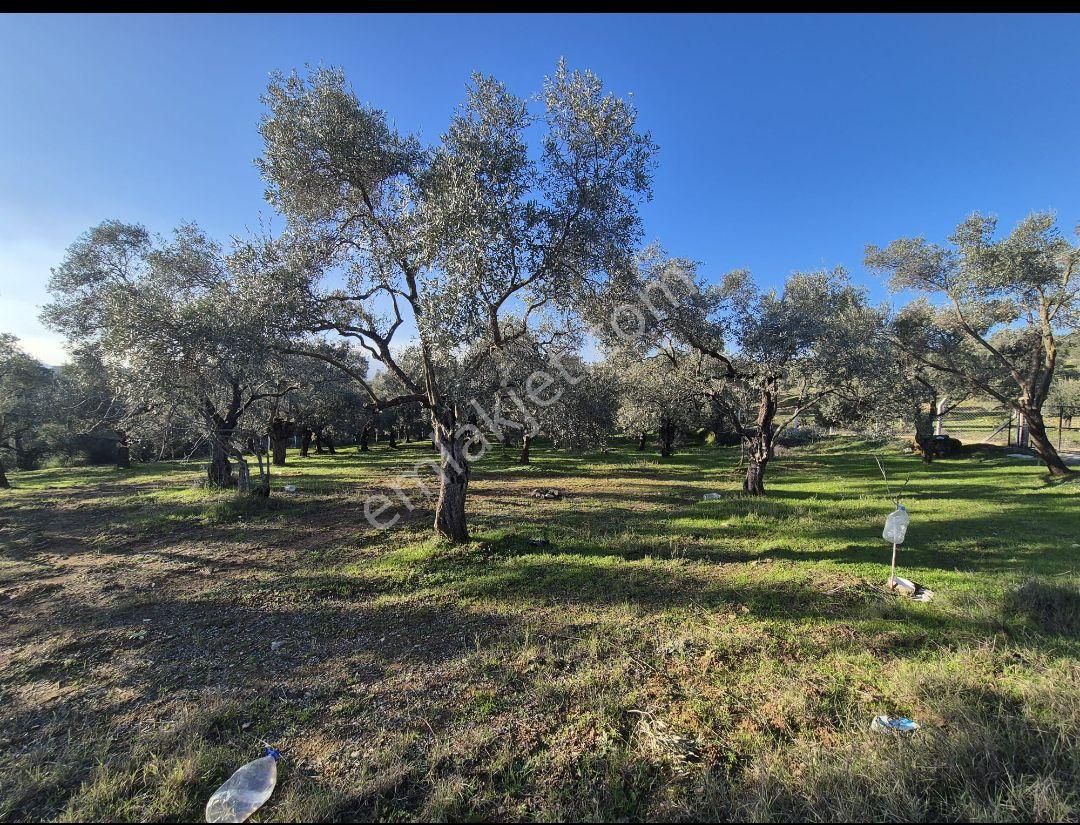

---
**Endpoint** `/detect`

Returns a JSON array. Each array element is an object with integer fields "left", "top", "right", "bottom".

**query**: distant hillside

[{"left": 1058, "top": 331, "right": 1080, "bottom": 380}]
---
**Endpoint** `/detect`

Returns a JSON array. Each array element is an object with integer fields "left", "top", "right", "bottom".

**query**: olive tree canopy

[
  {"left": 43, "top": 221, "right": 291, "bottom": 488},
  {"left": 254, "top": 61, "right": 656, "bottom": 541},
  {"left": 866, "top": 212, "right": 1080, "bottom": 475}
]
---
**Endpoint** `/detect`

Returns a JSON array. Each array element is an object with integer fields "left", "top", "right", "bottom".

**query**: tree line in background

[{"left": 2, "top": 62, "right": 1077, "bottom": 540}]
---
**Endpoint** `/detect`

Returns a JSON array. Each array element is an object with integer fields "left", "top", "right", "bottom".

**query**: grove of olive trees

[{"left": 7, "top": 63, "right": 1075, "bottom": 533}]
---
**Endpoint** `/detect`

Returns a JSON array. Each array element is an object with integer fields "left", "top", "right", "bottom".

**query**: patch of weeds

[
  {"left": 202, "top": 494, "right": 290, "bottom": 525},
  {"left": 1004, "top": 578, "right": 1080, "bottom": 637}
]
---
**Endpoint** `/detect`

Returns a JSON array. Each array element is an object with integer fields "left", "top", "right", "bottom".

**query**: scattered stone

[
  {"left": 531, "top": 487, "right": 563, "bottom": 500},
  {"left": 702, "top": 492, "right": 721, "bottom": 501},
  {"left": 283, "top": 484, "right": 298, "bottom": 493},
  {"left": 528, "top": 537, "right": 551, "bottom": 547},
  {"left": 270, "top": 640, "right": 285, "bottom": 652}
]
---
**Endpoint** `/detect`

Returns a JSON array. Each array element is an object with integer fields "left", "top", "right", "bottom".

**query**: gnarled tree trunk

[
  {"left": 637, "top": 431, "right": 648, "bottom": 451},
  {"left": 299, "top": 428, "right": 313, "bottom": 457},
  {"left": 519, "top": 433, "right": 531, "bottom": 465},
  {"left": 0, "top": 458, "right": 9, "bottom": 489},
  {"left": 743, "top": 432, "right": 772, "bottom": 495},
  {"left": 913, "top": 409, "right": 936, "bottom": 464},
  {"left": 269, "top": 418, "right": 293, "bottom": 466},
  {"left": 743, "top": 382, "right": 777, "bottom": 496},
  {"left": 432, "top": 406, "right": 469, "bottom": 543},
  {"left": 115, "top": 431, "right": 131, "bottom": 470},
  {"left": 1023, "top": 403, "right": 1072, "bottom": 476},
  {"left": 208, "top": 437, "right": 235, "bottom": 488},
  {"left": 659, "top": 417, "right": 676, "bottom": 457},
  {"left": 359, "top": 426, "right": 370, "bottom": 452}
]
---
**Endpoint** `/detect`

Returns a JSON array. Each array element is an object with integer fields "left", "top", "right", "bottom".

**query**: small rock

[
  {"left": 270, "top": 640, "right": 285, "bottom": 651},
  {"left": 531, "top": 487, "right": 563, "bottom": 500}
]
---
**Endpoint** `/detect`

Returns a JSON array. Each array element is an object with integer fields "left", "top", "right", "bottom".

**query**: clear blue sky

[{"left": 2, "top": 13, "right": 1079, "bottom": 363}]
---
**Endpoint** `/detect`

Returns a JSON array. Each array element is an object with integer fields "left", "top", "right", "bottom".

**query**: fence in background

[{"left": 937, "top": 404, "right": 1080, "bottom": 452}]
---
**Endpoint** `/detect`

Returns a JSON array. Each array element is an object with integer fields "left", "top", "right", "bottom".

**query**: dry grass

[{"left": 1, "top": 438, "right": 1078, "bottom": 821}]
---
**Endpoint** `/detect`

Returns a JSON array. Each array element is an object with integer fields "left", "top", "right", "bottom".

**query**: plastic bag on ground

[
  {"left": 871, "top": 715, "right": 919, "bottom": 734},
  {"left": 205, "top": 747, "right": 280, "bottom": 823}
]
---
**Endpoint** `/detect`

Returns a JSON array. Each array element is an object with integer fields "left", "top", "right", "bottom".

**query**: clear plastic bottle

[
  {"left": 205, "top": 747, "right": 280, "bottom": 823},
  {"left": 882, "top": 504, "right": 909, "bottom": 545}
]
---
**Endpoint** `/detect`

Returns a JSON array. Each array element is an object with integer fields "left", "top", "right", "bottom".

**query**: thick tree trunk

[
  {"left": 743, "top": 432, "right": 772, "bottom": 495},
  {"left": 324, "top": 434, "right": 336, "bottom": 454},
  {"left": 1023, "top": 404, "right": 1072, "bottom": 476},
  {"left": 519, "top": 434, "right": 531, "bottom": 465},
  {"left": 116, "top": 438, "right": 130, "bottom": 470},
  {"left": 743, "top": 448, "right": 769, "bottom": 495},
  {"left": 637, "top": 432, "right": 648, "bottom": 451},
  {"left": 271, "top": 438, "right": 287, "bottom": 466},
  {"left": 359, "top": 427, "right": 370, "bottom": 452},
  {"left": 432, "top": 407, "right": 469, "bottom": 543},
  {"left": 913, "top": 410, "right": 935, "bottom": 464},
  {"left": 299, "top": 429, "right": 313, "bottom": 457},
  {"left": 269, "top": 419, "right": 292, "bottom": 467},
  {"left": 388, "top": 429, "right": 397, "bottom": 449},
  {"left": 743, "top": 382, "right": 778, "bottom": 496},
  {"left": 659, "top": 418, "right": 676, "bottom": 457},
  {"left": 208, "top": 437, "right": 235, "bottom": 488},
  {"left": 0, "top": 458, "right": 9, "bottom": 489}
]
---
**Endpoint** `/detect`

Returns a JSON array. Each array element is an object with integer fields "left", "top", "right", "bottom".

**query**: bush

[
  {"left": 775, "top": 424, "right": 825, "bottom": 447},
  {"left": 202, "top": 493, "right": 288, "bottom": 524}
]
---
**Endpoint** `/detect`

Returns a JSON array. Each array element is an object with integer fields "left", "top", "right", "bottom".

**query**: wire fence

[{"left": 936, "top": 404, "right": 1080, "bottom": 453}]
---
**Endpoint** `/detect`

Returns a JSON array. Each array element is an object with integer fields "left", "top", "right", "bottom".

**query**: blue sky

[{"left": 2, "top": 13, "right": 1079, "bottom": 363}]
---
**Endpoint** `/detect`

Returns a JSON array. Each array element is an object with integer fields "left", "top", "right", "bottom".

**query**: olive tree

[
  {"left": 610, "top": 254, "right": 881, "bottom": 494},
  {"left": 611, "top": 347, "right": 708, "bottom": 456},
  {"left": 0, "top": 335, "right": 58, "bottom": 487},
  {"left": 255, "top": 62, "right": 655, "bottom": 541},
  {"left": 885, "top": 302, "right": 982, "bottom": 459},
  {"left": 866, "top": 212, "right": 1079, "bottom": 475},
  {"left": 43, "top": 221, "right": 289, "bottom": 488},
  {"left": 55, "top": 343, "right": 170, "bottom": 469}
]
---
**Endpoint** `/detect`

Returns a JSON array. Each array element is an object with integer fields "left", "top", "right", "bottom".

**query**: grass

[{"left": 0, "top": 437, "right": 1078, "bottom": 821}]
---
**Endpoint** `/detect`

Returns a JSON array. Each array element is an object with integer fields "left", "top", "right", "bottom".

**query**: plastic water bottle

[
  {"left": 882, "top": 504, "right": 909, "bottom": 545},
  {"left": 205, "top": 747, "right": 280, "bottom": 823}
]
